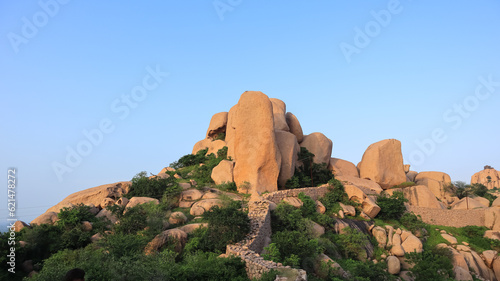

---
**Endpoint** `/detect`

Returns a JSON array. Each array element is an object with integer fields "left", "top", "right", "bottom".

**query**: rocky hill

[{"left": 5, "top": 91, "right": 500, "bottom": 281}]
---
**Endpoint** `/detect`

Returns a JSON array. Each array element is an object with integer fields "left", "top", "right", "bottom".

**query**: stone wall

[
  {"left": 262, "top": 185, "right": 330, "bottom": 204},
  {"left": 407, "top": 206, "right": 485, "bottom": 227},
  {"left": 226, "top": 200, "right": 306, "bottom": 280}
]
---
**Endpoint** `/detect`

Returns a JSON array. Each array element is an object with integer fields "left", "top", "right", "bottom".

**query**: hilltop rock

[
  {"left": 472, "top": 167, "right": 500, "bottom": 190},
  {"left": 270, "top": 98, "right": 289, "bottom": 131},
  {"left": 206, "top": 112, "right": 228, "bottom": 139},
  {"left": 406, "top": 171, "right": 418, "bottom": 182},
  {"left": 275, "top": 130, "right": 300, "bottom": 187},
  {"left": 45, "top": 181, "right": 130, "bottom": 213},
  {"left": 358, "top": 139, "right": 406, "bottom": 189},
  {"left": 300, "top": 132, "right": 333, "bottom": 165},
  {"left": 211, "top": 160, "right": 234, "bottom": 185},
  {"left": 232, "top": 91, "right": 281, "bottom": 194},
  {"left": 329, "top": 158, "right": 359, "bottom": 178},
  {"left": 225, "top": 104, "right": 238, "bottom": 160},
  {"left": 286, "top": 112, "right": 304, "bottom": 142}
]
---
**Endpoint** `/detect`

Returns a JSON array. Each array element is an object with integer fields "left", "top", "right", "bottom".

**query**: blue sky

[{"left": 1, "top": 0, "right": 499, "bottom": 224}]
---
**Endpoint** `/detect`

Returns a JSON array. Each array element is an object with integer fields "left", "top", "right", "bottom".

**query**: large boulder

[
  {"left": 415, "top": 172, "right": 453, "bottom": 200},
  {"left": 211, "top": 160, "right": 234, "bottom": 185},
  {"left": 145, "top": 228, "right": 188, "bottom": 254},
  {"left": 45, "top": 181, "right": 130, "bottom": 213},
  {"left": 190, "top": 199, "right": 224, "bottom": 216},
  {"left": 286, "top": 112, "right": 304, "bottom": 143},
  {"left": 179, "top": 223, "right": 208, "bottom": 234},
  {"left": 401, "top": 234, "right": 423, "bottom": 254},
  {"left": 169, "top": 211, "right": 188, "bottom": 225},
  {"left": 471, "top": 167, "right": 500, "bottom": 190},
  {"left": 206, "top": 140, "right": 227, "bottom": 156},
  {"left": 372, "top": 226, "right": 387, "bottom": 248},
  {"left": 357, "top": 139, "right": 406, "bottom": 189},
  {"left": 387, "top": 256, "right": 401, "bottom": 275},
  {"left": 386, "top": 185, "right": 444, "bottom": 209},
  {"left": 181, "top": 189, "right": 204, "bottom": 201},
  {"left": 270, "top": 98, "right": 289, "bottom": 131},
  {"left": 192, "top": 138, "right": 211, "bottom": 155},
  {"left": 30, "top": 212, "right": 59, "bottom": 226},
  {"left": 206, "top": 112, "right": 228, "bottom": 139},
  {"left": 300, "top": 133, "right": 333, "bottom": 165},
  {"left": 232, "top": 91, "right": 281, "bottom": 194},
  {"left": 275, "top": 130, "right": 300, "bottom": 187},
  {"left": 329, "top": 158, "right": 359, "bottom": 178}
]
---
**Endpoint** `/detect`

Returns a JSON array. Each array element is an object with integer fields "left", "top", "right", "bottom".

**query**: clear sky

[{"left": 1, "top": 0, "right": 499, "bottom": 224}]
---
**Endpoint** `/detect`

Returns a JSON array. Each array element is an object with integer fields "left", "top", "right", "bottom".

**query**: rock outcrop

[
  {"left": 286, "top": 112, "right": 304, "bottom": 142},
  {"left": 415, "top": 171, "right": 453, "bottom": 200},
  {"left": 329, "top": 158, "right": 359, "bottom": 178},
  {"left": 270, "top": 98, "right": 289, "bottom": 132},
  {"left": 232, "top": 91, "right": 281, "bottom": 194},
  {"left": 472, "top": 166, "right": 500, "bottom": 190},
  {"left": 357, "top": 139, "right": 406, "bottom": 189},
  {"left": 275, "top": 130, "right": 300, "bottom": 187},
  {"left": 300, "top": 133, "right": 333, "bottom": 165},
  {"left": 206, "top": 112, "right": 228, "bottom": 139}
]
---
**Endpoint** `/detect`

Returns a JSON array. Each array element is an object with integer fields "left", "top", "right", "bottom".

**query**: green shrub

[
  {"left": 126, "top": 171, "right": 181, "bottom": 200},
  {"left": 298, "top": 192, "right": 317, "bottom": 218},
  {"left": 376, "top": 191, "right": 408, "bottom": 220},
  {"left": 263, "top": 230, "right": 321, "bottom": 267},
  {"left": 285, "top": 147, "right": 334, "bottom": 188},
  {"left": 215, "top": 182, "right": 237, "bottom": 192},
  {"left": 400, "top": 212, "right": 427, "bottom": 233},
  {"left": 406, "top": 246, "right": 453, "bottom": 281},
  {"left": 390, "top": 182, "right": 416, "bottom": 189},
  {"left": 197, "top": 201, "right": 250, "bottom": 253},
  {"left": 99, "top": 233, "right": 150, "bottom": 258},
  {"left": 337, "top": 259, "right": 396, "bottom": 281},
  {"left": 170, "top": 148, "right": 209, "bottom": 169},
  {"left": 57, "top": 204, "right": 96, "bottom": 230},
  {"left": 271, "top": 202, "right": 308, "bottom": 233},
  {"left": 334, "top": 227, "right": 369, "bottom": 260},
  {"left": 319, "top": 178, "right": 351, "bottom": 215}
]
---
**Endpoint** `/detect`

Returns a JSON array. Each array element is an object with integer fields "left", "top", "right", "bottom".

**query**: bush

[
  {"left": 285, "top": 147, "right": 333, "bottom": 188},
  {"left": 170, "top": 148, "right": 209, "bottom": 169},
  {"left": 271, "top": 202, "right": 308, "bottom": 233},
  {"left": 298, "top": 192, "right": 317, "bottom": 218},
  {"left": 337, "top": 259, "right": 396, "bottom": 281},
  {"left": 57, "top": 204, "right": 97, "bottom": 230},
  {"left": 319, "top": 178, "right": 351, "bottom": 214},
  {"left": 197, "top": 201, "right": 250, "bottom": 253},
  {"left": 214, "top": 182, "right": 237, "bottom": 192},
  {"left": 126, "top": 171, "right": 181, "bottom": 200},
  {"left": 400, "top": 212, "right": 427, "bottom": 233},
  {"left": 406, "top": 246, "right": 453, "bottom": 281},
  {"left": 334, "top": 227, "right": 369, "bottom": 260},
  {"left": 376, "top": 191, "right": 408, "bottom": 220},
  {"left": 263, "top": 231, "right": 321, "bottom": 267}
]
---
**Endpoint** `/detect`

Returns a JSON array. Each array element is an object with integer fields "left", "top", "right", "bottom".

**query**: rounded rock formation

[
  {"left": 357, "top": 139, "right": 406, "bottom": 189},
  {"left": 300, "top": 132, "right": 333, "bottom": 165}
]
